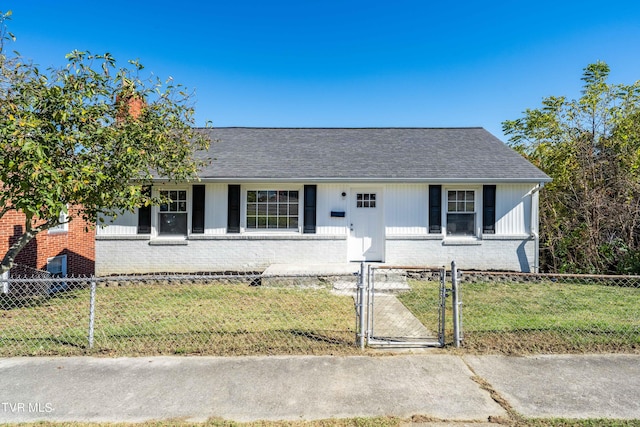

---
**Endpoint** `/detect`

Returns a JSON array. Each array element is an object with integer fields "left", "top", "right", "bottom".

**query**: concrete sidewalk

[{"left": 0, "top": 354, "right": 639, "bottom": 424}]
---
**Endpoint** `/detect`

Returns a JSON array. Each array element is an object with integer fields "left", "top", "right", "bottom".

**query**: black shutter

[
  {"left": 192, "top": 185, "right": 205, "bottom": 234},
  {"left": 137, "top": 186, "right": 152, "bottom": 234},
  {"left": 227, "top": 185, "right": 240, "bottom": 233},
  {"left": 303, "top": 185, "right": 317, "bottom": 234},
  {"left": 483, "top": 185, "right": 496, "bottom": 234},
  {"left": 428, "top": 185, "right": 442, "bottom": 234}
]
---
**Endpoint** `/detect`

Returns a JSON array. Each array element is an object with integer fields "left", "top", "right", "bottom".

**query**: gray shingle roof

[{"left": 193, "top": 127, "right": 550, "bottom": 183}]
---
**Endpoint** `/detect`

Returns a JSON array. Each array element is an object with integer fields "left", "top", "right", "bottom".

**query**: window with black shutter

[
  {"left": 246, "top": 190, "right": 299, "bottom": 229},
  {"left": 446, "top": 190, "right": 476, "bottom": 236},
  {"left": 192, "top": 185, "right": 205, "bottom": 234},
  {"left": 303, "top": 185, "right": 317, "bottom": 234},
  {"left": 227, "top": 185, "right": 241, "bottom": 233},
  {"left": 483, "top": 185, "right": 496, "bottom": 234},
  {"left": 428, "top": 185, "right": 442, "bottom": 234},
  {"left": 158, "top": 190, "right": 188, "bottom": 235},
  {"left": 137, "top": 186, "right": 152, "bottom": 234}
]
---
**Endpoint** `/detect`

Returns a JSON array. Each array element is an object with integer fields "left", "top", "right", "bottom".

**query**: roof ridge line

[{"left": 193, "top": 126, "right": 486, "bottom": 130}]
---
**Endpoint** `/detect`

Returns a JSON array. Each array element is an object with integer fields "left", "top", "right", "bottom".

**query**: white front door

[{"left": 348, "top": 189, "right": 384, "bottom": 261}]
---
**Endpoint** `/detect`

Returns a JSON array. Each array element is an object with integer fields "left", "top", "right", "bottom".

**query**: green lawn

[
  {"left": 0, "top": 288, "right": 92, "bottom": 355},
  {"left": 400, "top": 278, "right": 640, "bottom": 354},
  {"left": 2, "top": 276, "right": 639, "bottom": 357},
  {"left": 0, "top": 281, "right": 359, "bottom": 356}
]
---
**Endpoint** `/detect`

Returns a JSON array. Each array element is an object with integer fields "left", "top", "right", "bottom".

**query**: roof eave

[{"left": 151, "top": 177, "right": 552, "bottom": 184}]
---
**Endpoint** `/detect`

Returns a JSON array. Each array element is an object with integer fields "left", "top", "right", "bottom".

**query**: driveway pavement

[{"left": 0, "top": 354, "right": 638, "bottom": 424}]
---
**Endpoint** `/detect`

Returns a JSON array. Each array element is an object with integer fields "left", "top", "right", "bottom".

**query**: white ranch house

[{"left": 95, "top": 128, "right": 551, "bottom": 275}]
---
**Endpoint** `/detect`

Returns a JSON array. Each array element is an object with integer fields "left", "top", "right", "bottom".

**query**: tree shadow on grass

[{"left": 0, "top": 290, "right": 82, "bottom": 310}]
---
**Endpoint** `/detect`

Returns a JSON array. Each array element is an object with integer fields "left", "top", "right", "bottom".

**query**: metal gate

[{"left": 357, "top": 265, "right": 448, "bottom": 348}]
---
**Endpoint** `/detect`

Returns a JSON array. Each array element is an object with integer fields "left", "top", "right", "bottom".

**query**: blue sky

[{"left": 6, "top": 1, "right": 640, "bottom": 141}]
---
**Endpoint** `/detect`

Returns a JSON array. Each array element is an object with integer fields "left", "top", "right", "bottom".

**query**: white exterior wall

[
  {"left": 96, "top": 182, "right": 540, "bottom": 274},
  {"left": 381, "top": 182, "right": 536, "bottom": 271},
  {"left": 96, "top": 236, "right": 347, "bottom": 275},
  {"left": 98, "top": 184, "right": 230, "bottom": 237},
  {"left": 385, "top": 238, "right": 535, "bottom": 271},
  {"left": 316, "top": 183, "right": 350, "bottom": 235},
  {"left": 495, "top": 183, "right": 532, "bottom": 236},
  {"left": 385, "top": 183, "right": 428, "bottom": 235},
  {"left": 98, "top": 210, "right": 137, "bottom": 235},
  {"left": 204, "top": 183, "right": 228, "bottom": 235}
]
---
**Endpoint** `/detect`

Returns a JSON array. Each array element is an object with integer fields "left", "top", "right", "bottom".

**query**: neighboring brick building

[{"left": 0, "top": 206, "right": 95, "bottom": 277}]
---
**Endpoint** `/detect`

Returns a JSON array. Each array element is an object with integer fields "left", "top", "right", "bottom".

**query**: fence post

[
  {"left": 1, "top": 270, "right": 8, "bottom": 294},
  {"left": 439, "top": 267, "right": 446, "bottom": 347},
  {"left": 451, "top": 261, "right": 461, "bottom": 348},
  {"left": 88, "top": 278, "right": 96, "bottom": 349},
  {"left": 367, "top": 264, "right": 374, "bottom": 345},
  {"left": 357, "top": 261, "right": 366, "bottom": 350}
]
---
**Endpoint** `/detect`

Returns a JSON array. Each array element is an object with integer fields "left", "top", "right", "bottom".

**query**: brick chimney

[{"left": 115, "top": 91, "right": 145, "bottom": 123}]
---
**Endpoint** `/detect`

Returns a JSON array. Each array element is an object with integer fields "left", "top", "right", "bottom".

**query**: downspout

[{"left": 530, "top": 183, "right": 544, "bottom": 273}]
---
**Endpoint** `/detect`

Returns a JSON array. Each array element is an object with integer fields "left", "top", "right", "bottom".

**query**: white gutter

[
  {"left": 530, "top": 183, "right": 545, "bottom": 273},
  {"left": 157, "top": 177, "right": 553, "bottom": 184}
]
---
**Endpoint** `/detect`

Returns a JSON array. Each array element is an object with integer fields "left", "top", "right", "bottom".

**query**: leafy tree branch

[
  {"left": 0, "top": 11, "right": 211, "bottom": 274},
  {"left": 503, "top": 61, "right": 640, "bottom": 274}
]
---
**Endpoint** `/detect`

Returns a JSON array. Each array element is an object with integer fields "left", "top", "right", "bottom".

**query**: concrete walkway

[
  {"left": 261, "top": 263, "right": 411, "bottom": 293},
  {"left": 262, "top": 263, "right": 361, "bottom": 277},
  {"left": 370, "top": 294, "right": 437, "bottom": 342},
  {"left": 1, "top": 354, "right": 639, "bottom": 424}
]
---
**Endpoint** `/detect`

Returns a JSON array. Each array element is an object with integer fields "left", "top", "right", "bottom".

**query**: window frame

[
  {"left": 243, "top": 187, "right": 302, "bottom": 232},
  {"left": 444, "top": 188, "right": 479, "bottom": 237},
  {"left": 48, "top": 206, "right": 69, "bottom": 234},
  {"left": 46, "top": 254, "right": 67, "bottom": 277},
  {"left": 157, "top": 189, "right": 189, "bottom": 237},
  {"left": 356, "top": 192, "right": 377, "bottom": 208}
]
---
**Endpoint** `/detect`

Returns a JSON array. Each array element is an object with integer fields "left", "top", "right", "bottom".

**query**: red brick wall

[{"left": 0, "top": 206, "right": 95, "bottom": 276}]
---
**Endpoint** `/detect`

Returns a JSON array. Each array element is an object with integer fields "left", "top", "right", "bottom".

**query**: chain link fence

[
  {"left": 455, "top": 270, "right": 640, "bottom": 354},
  {"left": 1, "top": 265, "right": 639, "bottom": 356},
  {"left": 1, "top": 272, "right": 361, "bottom": 357},
  {"left": 364, "top": 266, "right": 446, "bottom": 348},
  {"left": 363, "top": 264, "right": 639, "bottom": 354}
]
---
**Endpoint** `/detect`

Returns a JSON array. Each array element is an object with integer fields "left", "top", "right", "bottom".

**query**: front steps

[{"left": 260, "top": 263, "right": 410, "bottom": 293}]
